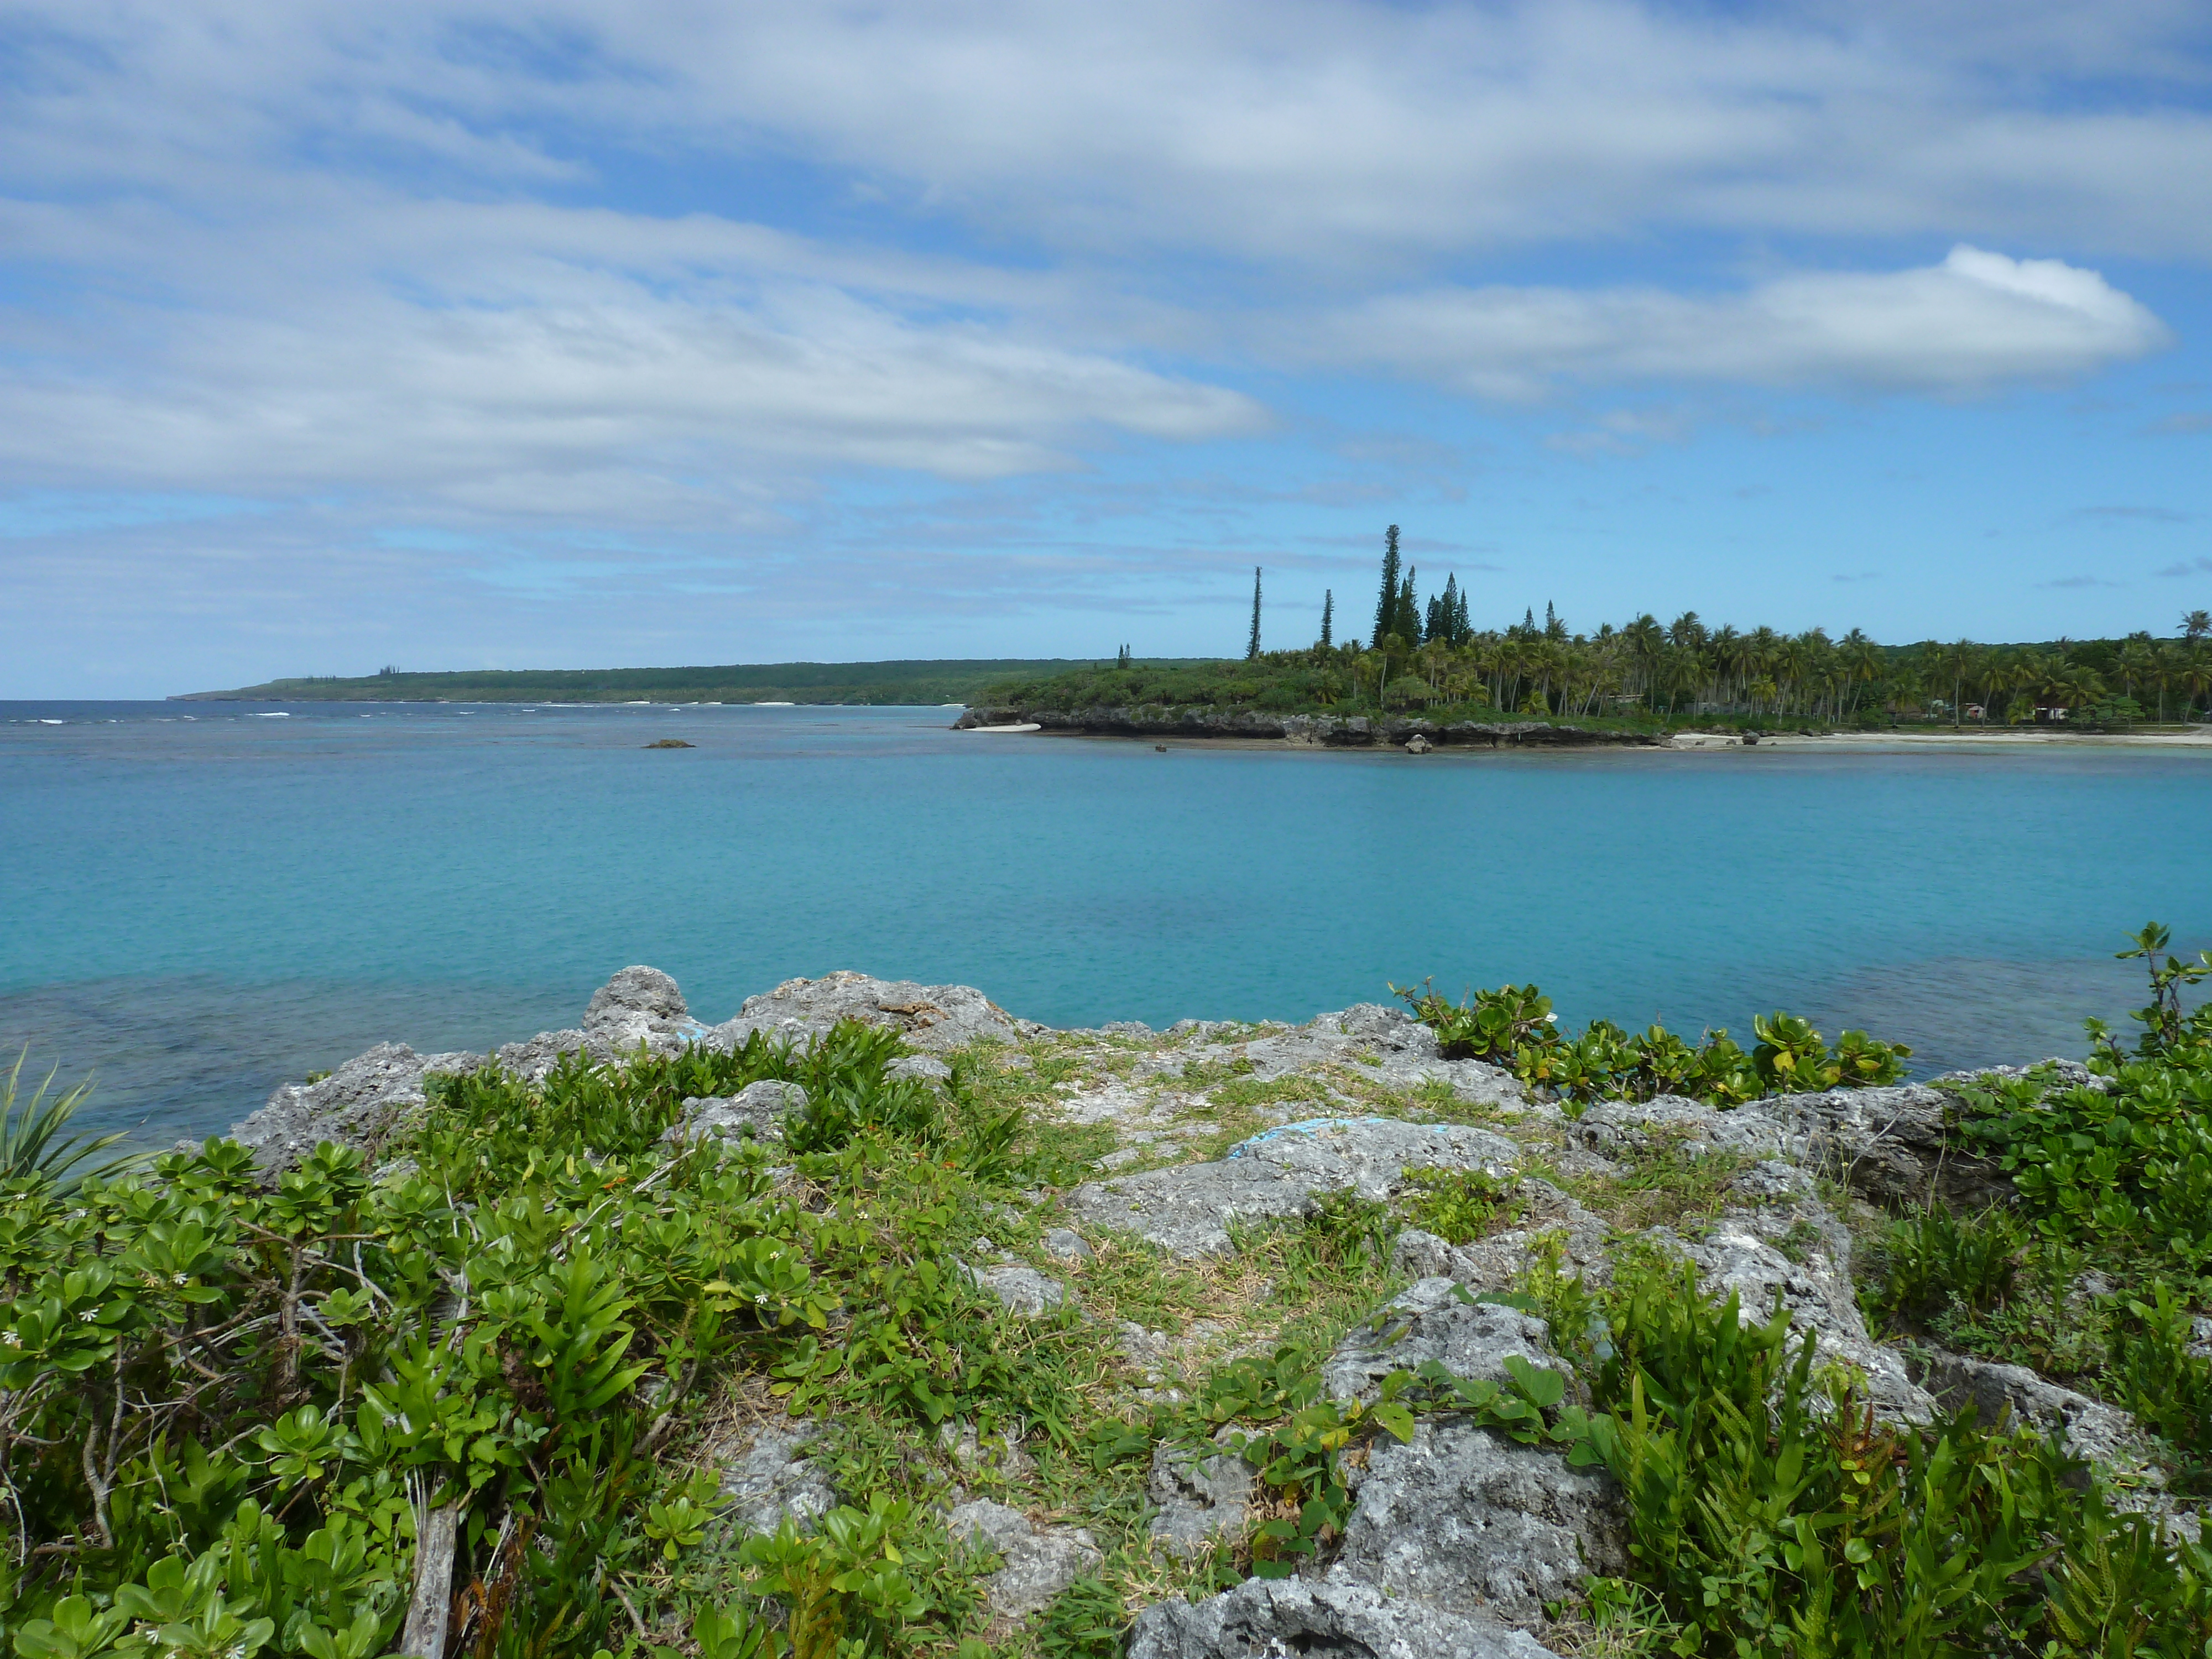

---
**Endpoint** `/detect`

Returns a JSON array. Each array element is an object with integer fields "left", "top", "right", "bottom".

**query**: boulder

[
  {"left": 663, "top": 1080, "right": 807, "bottom": 1149},
  {"left": 946, "top": 1499, "right": 1103, "bottom": 1621},
  {"left": 1146, "top": 1435, "right": 1256, "bottom": 1559},
  {"left": 1063, "top": 1118, "right": 1520, "bottom": 1258},
  {"left": 1041, "top": 1228, "right": 1094, "bottom": 1262},
  {"left": 583, "top": 965, "right": 692, "bottom": 1050},
  {"left": 1390, "top": 1180, "right": 1613, "bottom": 1294},
  {"left": 709, "top": 972, "right": 1037, "bottom": 1053},
  {"left": 1571, "top": 1095, "right": 1801, "bottom": 1162},
  {"left": 1128, "top": 1574, "right": 1559, "bottom": 1659},
  {"left": 1653, "top": 1188, "right": 1934, "bottom": 1425},
  {"left": 1913, "top": 1348, "right": 2156, "bottom": 1477},
  {"left": 886, "top": 1053, "right": 954, "bottom": 1082},
  {"left": 1775, "top": 1082, "right": 2013, "bottom": 1210},
  {"left": 1322, "top": 1278, "right": 1570, "bottom": 1406},
  {"left": 1334, "top": 1417, "right": 1626, "bottom": 1628},
  {"left": 713, "top": 1421, "right": 838, "bottom": 1535},
  {"left": 1239, "top": 1005, "right": 1532, "bottom": 1110},
  {"left": 227, "top": 1041, "right": 480, "bottom": 1171},
  {"left": 977, "top": 1264, "right": 1076, "bottom": 1319}
]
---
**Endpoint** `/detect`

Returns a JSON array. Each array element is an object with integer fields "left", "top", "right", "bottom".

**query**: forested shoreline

[{"left": 993, "top": 529, "right": 2212, "bottom": 729}]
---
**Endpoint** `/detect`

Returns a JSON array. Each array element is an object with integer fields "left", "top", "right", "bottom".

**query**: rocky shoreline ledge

[
  {"left": 954, "top": 705, "right": 1655, "bottom": 746},
  {"left": 228, "top": 966, "right": 2209, "bottom": 1658}
]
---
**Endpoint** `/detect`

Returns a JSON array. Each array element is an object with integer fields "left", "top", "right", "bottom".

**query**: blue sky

[{"left": 3, "top": 0, "right": 2211, "bottom": 697}]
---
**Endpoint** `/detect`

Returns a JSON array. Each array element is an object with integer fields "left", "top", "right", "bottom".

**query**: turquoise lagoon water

[{"left": 4, "top": 700, "right": 2210, "bottom": 1146}]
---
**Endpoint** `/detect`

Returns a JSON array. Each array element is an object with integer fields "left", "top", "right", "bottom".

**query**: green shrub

[{"left": 1392, "top": 986, "right": 1908, "bottom": 1108}]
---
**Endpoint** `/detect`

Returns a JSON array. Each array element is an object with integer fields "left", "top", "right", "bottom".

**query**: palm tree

[
  {"left": 2183, "top": 609, "right": 2210, "bottom": 643},
  {"left": 1838, "top": 629, "right": 1882, "bottom": 719},
  {"left": 1936, "top": 639, "right": 1978, "bottom": 728}
]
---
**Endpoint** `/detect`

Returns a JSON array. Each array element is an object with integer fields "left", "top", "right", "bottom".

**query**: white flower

[
  {"left": 173, "top": 1272, "right": 189, "bottom": 1284},
  {"left": 2, "top": 1331, "right": 20, "bottom": 1347},
  {"left": 1545, "top": 1013, "right": 1559, "bottom": 1022},
  {"left": 78, "top": 1311, "right": 97, "bottom": 1323}
]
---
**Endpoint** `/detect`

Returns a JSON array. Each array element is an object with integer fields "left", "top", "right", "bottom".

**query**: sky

[{"left": 3, "top": 1, "right": 2211, "bottom": 697}]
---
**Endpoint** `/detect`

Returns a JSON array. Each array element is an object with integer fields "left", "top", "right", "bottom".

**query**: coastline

[{"left": 963, "top": 705, "right": 2212, "bottom": 753}]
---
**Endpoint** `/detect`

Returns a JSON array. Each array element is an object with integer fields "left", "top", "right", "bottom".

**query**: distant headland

[{"left": 173, "top": 658, "right": 1207, "bottom": 707}]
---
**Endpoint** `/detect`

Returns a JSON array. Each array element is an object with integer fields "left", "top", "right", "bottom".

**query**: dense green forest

[
  {"left": 992, "top": 530, "right": 2212, "bottom": 728},
  {"left": 177, "top": 660, "right": 1202, "bottom": 706}
]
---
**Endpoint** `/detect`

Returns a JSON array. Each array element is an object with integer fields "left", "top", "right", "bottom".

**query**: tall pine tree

[
  {"left": 1373, "top": 525, "right": 1401, "bottom": 649},
  {"left": 1398, "top": 567, "right": 1418, "bottom": 646},
  {"left": 1246, "top": 566, "right": 1263, "bottom": 660},
  {"left": 1320, "top": 589, "right": 1334, "bottom": 648}
]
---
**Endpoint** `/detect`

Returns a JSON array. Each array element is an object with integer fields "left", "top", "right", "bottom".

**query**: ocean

[{"left": 4, "top": 699, "right": 2209, "bottom": 1147}]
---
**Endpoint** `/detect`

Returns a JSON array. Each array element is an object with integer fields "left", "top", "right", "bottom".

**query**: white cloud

[
  {"left": 0, "top": 223, "right": 1266, "bottom": 507},
  {"left": 1316, "top": 247, "right": 2171, "bottom": 400},
  {"left": 9, "top": 1, "right": 2212, "bottom": 267}
]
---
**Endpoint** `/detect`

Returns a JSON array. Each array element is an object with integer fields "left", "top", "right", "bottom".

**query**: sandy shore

[
  {"left": 1691, "top": 727, "right": 2212, "bottom": 750},
  {"left": 1036, "top": 724, "right": 2212, "bottom": 754}
]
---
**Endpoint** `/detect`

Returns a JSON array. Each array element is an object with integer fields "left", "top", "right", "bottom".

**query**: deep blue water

[{"left": 4, "top": 699, "right": 2210, "bottom": 1146}]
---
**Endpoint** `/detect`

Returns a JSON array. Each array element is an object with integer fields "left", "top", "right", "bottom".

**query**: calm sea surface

[{"left": 5, "top": 700, "right": 2210, "bottom": 1146}]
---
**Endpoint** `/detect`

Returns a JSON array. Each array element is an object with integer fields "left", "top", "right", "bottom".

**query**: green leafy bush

[
  {"left": 0, "top": 1018, "right": 1079, "bottom": 1659},
  {"left": 1394, "top": 985, "right": 1909, "bottom": 1107}
]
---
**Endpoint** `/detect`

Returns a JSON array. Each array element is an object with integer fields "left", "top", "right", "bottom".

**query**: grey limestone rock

[
  {"left": 484, "top": 966, "right": 710, "bottom": 1082},
  {"left": 1776, "top": 1082, "right": 2013, "bottom": 1211},
  {"left": 715, "top": 1421, "right": 838, "bottom": 1535},
  {"left": 1334, "top": 1416, "right": 1627, "bottom": 1628},
  {"left": 1041, "top": 1228, "right": 1094, "bottom": 1262},
  {"left": 664, "top": 1079, "right": 806, "bottom": 1150},
  {"left": 228, "top": 1041, "right": 480, "bottom": 1172},
  {"left": 491, "top": 1026, "right": 594, "bottom": 1081},
  {"left": 1571, "top": 1095, "right": 1801, "bottom": 1162},
  {"left": 977, "top": 1264, "right": 1075, "bottom": 1319},
  {"left": 1913, "top": 1349, "right": 2158, "bottom": 1479},
  {"left": 709, "top": 971, "right": 1037, "bottom": 1053},
  {"left": 1128, "top": 1574, "right": 1561, "bottom": 1659},
  {"left": 1146, "top": 1434, "right": 1256, "bottom": 1559},
  {"left": 886, "top": 1053, "right": 953, "bottom": 1082},
  {"left": 1240, "top": 1005, "right": 1532, "bottom": 1111},
  {"left": 583, "top": 964, "right": 692, "bottom": 1050},
  {"left": 1322, "top": 1278, "right": 1569, "bottom": 1406},
  {"left": 1389, "top": 1180, "right": 1613, "bottom": 1295},
  {"left": 1064, "top": 1118, "right": 1519, "bottom": 1259},
  {"left": 1655, "top": 1193, "right": 1934, "bottom": 1426},
  {"left": 946, "top": 1499, "right": 1102, "bottom": 1621}
]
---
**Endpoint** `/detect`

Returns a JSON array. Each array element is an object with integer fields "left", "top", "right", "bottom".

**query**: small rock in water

[{"left": 642, "top": 738, "right": 694, "bottom": 748}]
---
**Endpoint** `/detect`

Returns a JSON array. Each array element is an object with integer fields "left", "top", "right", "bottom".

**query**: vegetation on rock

[{"left": 3, "top": 929, "right": 2208, "bottom": 1658}]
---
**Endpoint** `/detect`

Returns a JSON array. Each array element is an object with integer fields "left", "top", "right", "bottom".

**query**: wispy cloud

[
  {"left": 2037, "top": 575, "right": 2125, "bottom": 588},
  {"left": 1307, "top": 248, "right": 2169, "bottom": 401},
  {"left": 2158, "top": 557, "right": 2212, "bottom": 577}
]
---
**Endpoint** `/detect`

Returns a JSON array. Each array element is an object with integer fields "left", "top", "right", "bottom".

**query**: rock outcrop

[
  {"left": 663, "top": 1079, "right": 807, "bottom": 1149},
  {"left": 946, "top": 1500, "right": 1103, "bottom": 1621},
  {"left": 711, "top": 1420, "right": 839, "bottom": 1536},
  {"left": 1064, "top": 1117, "right": 1520, "bottom": 1258},
  {"left": 709, "top": 971, "right": 1038, "bottom": 1053},
  {"left": 228, "top": 1041, "right": 480, "bottom": 1171},
  {"left": 1146, "top": 1435, "right": 1257, "bottom": 1559},
  {"left": 955, "top": 705, "right": 1657, "bottom": 749},
  {"left": 1128, "top": 1575, "right": 1558, "bottom": 1659}
]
